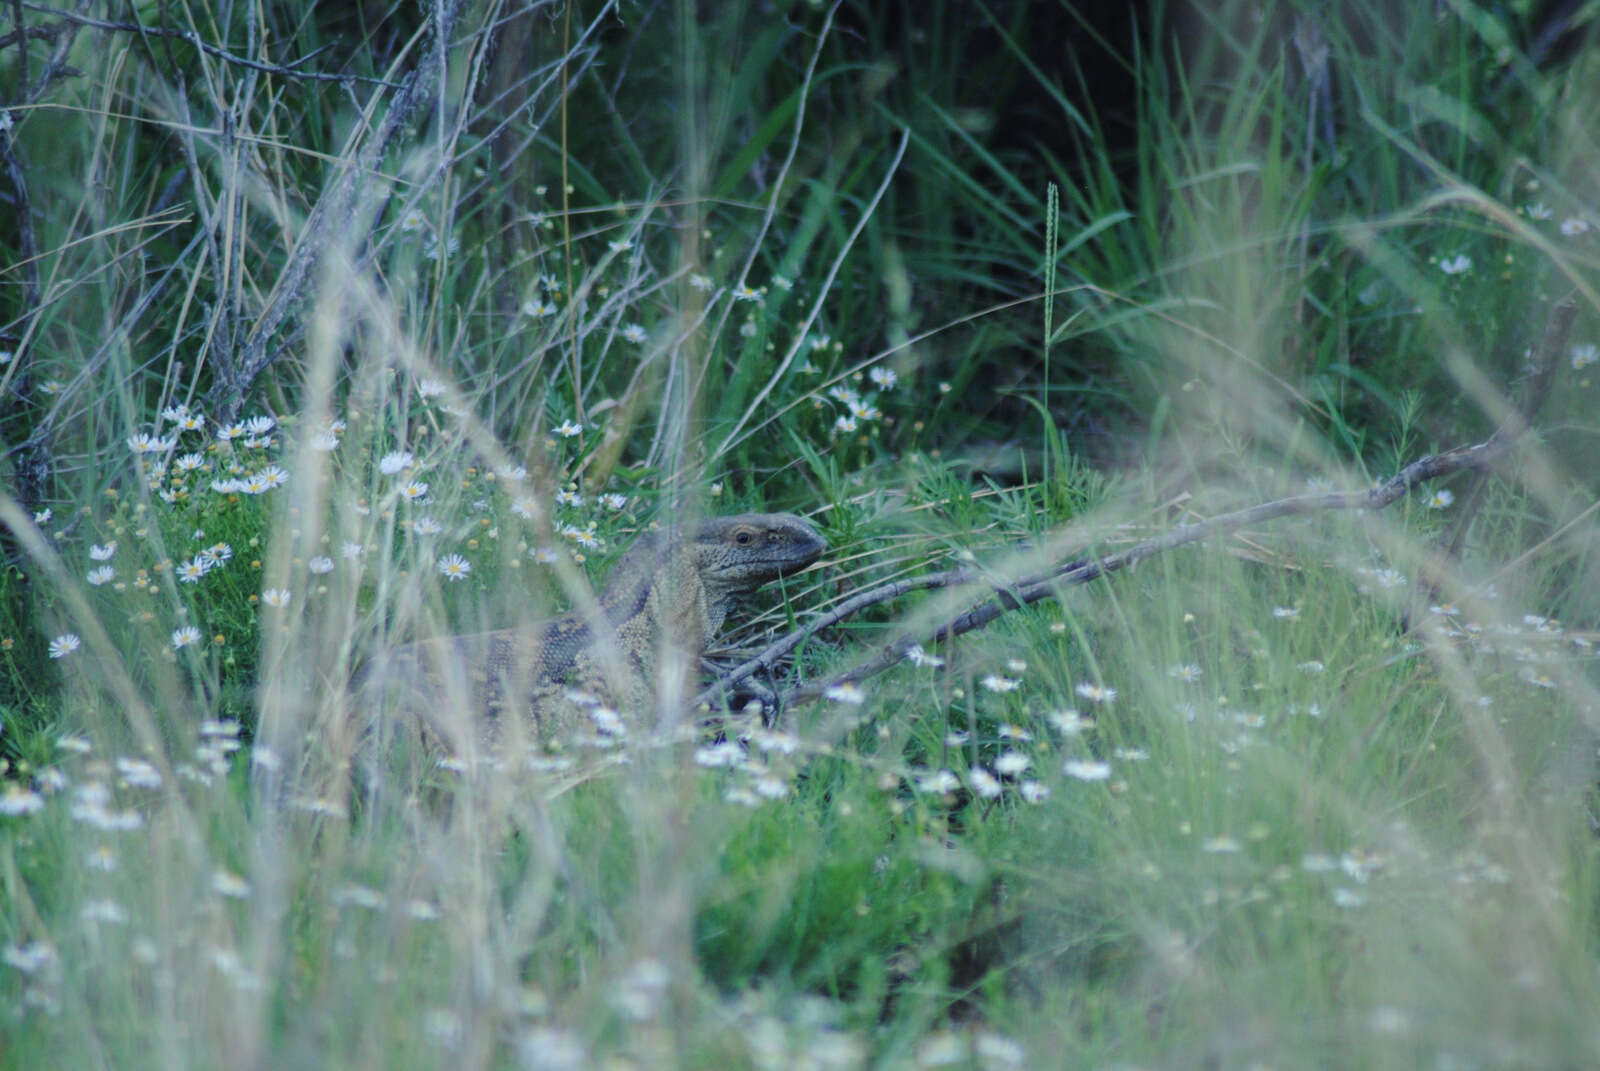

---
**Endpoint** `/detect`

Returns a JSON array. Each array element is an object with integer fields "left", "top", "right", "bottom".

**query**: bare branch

[
  {"left": 0, "top": 20, "right": 56, "bottom": 52},
  {"left": 698, "top": 295, "right": 1578, "bottom": 713},
  {"left": 206, "top": 2, "right": 463, "bottom": 425},
  {"left": 0, "top": 114, "right": 39, "bottom": 323},
  {"left": 15, "top": 0, "right": 82, "bottom": 103},
  {"left": 5, "top": 0, "right": 30, "bottom": 85},
  {"left": 18, "top": 1, "right": 403, "bottom": 86}
]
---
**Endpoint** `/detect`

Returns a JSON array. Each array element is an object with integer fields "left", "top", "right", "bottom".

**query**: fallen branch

[
  {"left": 17, "top": 2, "right": 402, "bottom": 86},
  {"left": 699, "top": 295, "right": 1578, "bottom": 713}
]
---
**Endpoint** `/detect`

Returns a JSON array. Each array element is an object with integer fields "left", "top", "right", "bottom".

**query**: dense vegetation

[{"left": 2, "top": 1, "right": 1598, "bottom": 1066}]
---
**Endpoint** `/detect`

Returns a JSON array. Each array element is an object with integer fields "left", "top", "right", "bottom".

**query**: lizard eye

[{"left": 735, "top": 530, "right": 752, "bottom": 544}]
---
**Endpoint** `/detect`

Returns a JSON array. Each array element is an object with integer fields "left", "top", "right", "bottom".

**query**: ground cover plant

[{"left": 2, "top": 0, "right": 1599, "bottom": 1067}]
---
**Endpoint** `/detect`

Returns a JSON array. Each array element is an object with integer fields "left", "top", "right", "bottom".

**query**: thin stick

[{"left": 698, "top": 295, "right": 1578, "bottom": 711}]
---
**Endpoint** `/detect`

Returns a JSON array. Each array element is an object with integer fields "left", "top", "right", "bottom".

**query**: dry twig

[{"left": 699, "top": 295, "right": 1579, "bottom": 714}]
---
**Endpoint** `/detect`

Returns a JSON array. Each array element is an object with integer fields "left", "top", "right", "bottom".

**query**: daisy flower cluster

[
  {"left": 500, "top": 216, "right": 891, "bottom": 456},
  {"left": 0, "top": 717, "right": 448, "bottom": 1022},
  {"left": 825, "top": 648, "right": 1125, "bottom": 814},
  {"left": 692, "top": 715, "right": 808, "bottom": 807},
  {"left": 820, "top": 365, "right": 898, "bottom": 439},
  {"left": 1518, "top": 181, "right": 1594, "bottom": 241},
  {"left": 41, "top": 406, "right": 324, "bottom": 672},
  {"left": 130, "top": 407, "right": 293, "bottom": 505},
  {"left": 494, "top": 214, "right": 899, "bottom": 462},
  {"left": 1419, "top": 604, "right": 1595, "bottom": 693},
  {"left": 128, "top": 385, "right": 646, "bottom": 658},
  {"left": 521, "top": 272, "right": 564, "bottom": 319},
  {"left": 1430, "top": 184, "right": 1593, "bottom": 288},
  {"left": 0, "top": 721, "right": 241, "bottom": 1011},
  {"left": 395, "top": 202, "right": 462, "bottom": 262},
  {"left": 796, "top": 523, "right": 1591, "bottom": 927},
  {"left": 437, "top": 693, "right": 812, "bottom": 810}
]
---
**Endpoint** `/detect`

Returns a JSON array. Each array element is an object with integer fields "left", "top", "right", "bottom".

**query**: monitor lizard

[{"left": 357, "top": 511, "right": 826, "bottom": 752}]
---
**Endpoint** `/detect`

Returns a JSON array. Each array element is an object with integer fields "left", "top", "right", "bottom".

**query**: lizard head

[{"left": 692, "top": 512, "right": 827, "bottom": 597}]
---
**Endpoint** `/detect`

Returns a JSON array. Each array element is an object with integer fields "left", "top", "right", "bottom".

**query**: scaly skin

[{"left": 360, "top": 512, "right": 826, "bottom": 750}]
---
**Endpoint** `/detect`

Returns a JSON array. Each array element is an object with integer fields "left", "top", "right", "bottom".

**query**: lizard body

[{"left": 360, "top": 512, "right": 825, "bottom": 750}]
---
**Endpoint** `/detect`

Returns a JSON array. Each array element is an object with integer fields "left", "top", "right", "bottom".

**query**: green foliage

[{"left": 1, "top": 0, "right": 1598, "bottom": 1067}]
